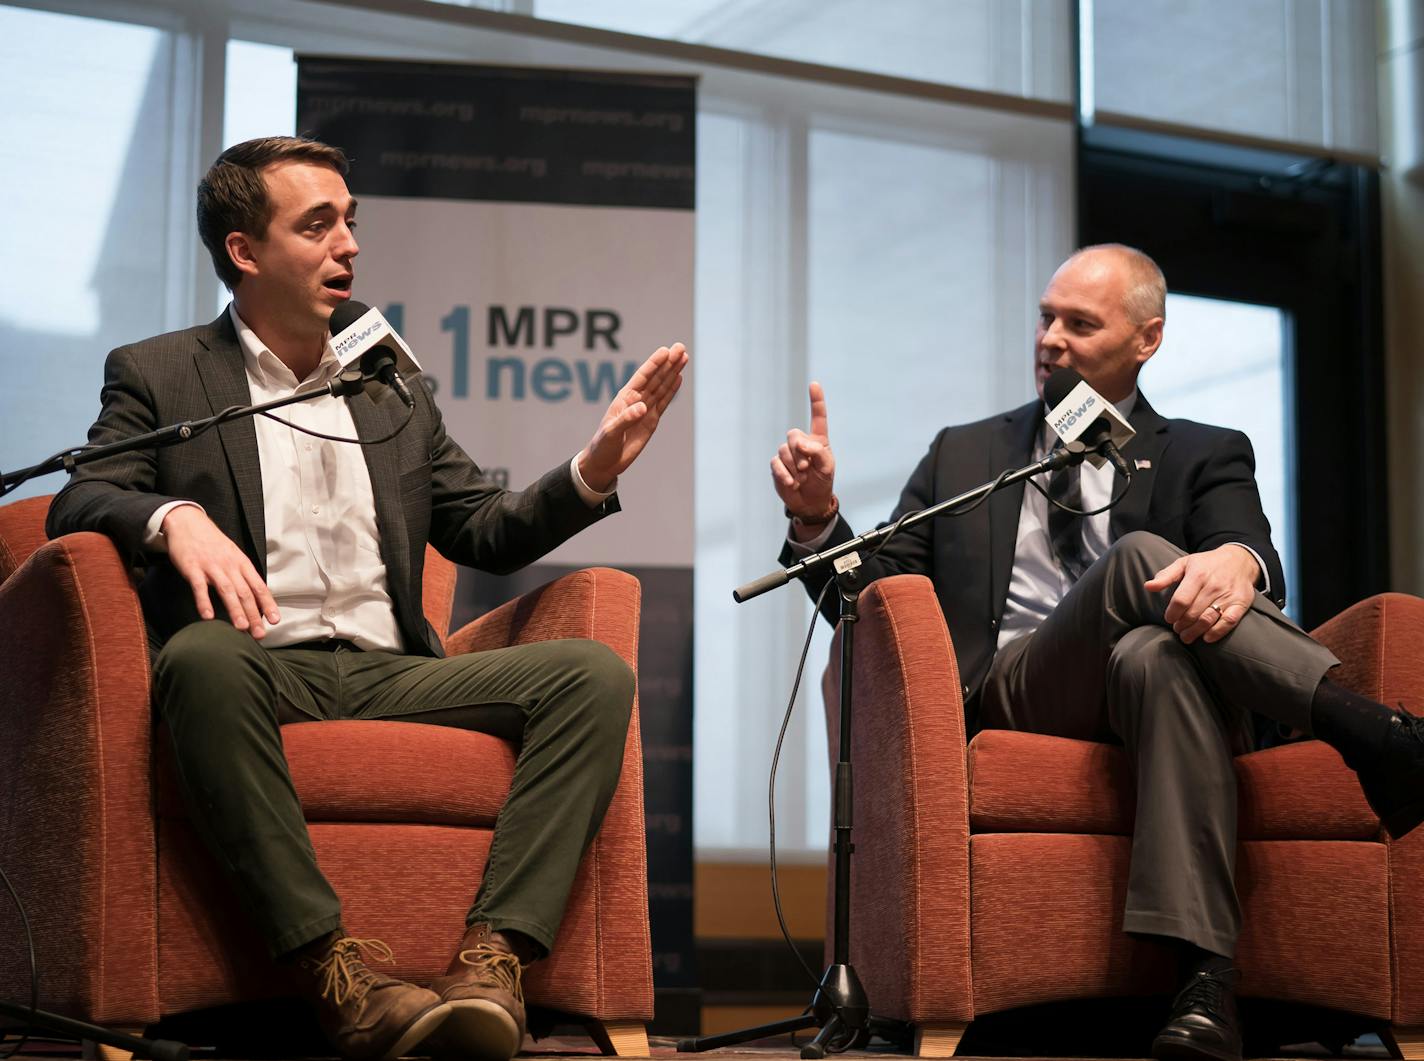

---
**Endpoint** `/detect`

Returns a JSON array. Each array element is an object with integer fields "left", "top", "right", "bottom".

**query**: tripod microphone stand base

[
  {"left": 0, "top": 999, "right": 188, "bottom": 1061},
  {"left": 676, "top": 962, "right": 908, "bottom": 1058}
]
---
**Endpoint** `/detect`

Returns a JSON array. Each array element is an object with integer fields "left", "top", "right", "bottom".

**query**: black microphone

[
  {"left": 1043, "top": 366, "right": 1132, "bottom": 478},
  {"left": 329, "top": 300, "right": 416, "bottom": 409}
]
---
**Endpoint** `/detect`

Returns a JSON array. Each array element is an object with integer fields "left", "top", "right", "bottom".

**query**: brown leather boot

[
  {"left": 425, "top": 923, "right": 528, "bottom": 1061},
  {"left": 293, "top": 931, "right": 451, "bottom": 1061}
]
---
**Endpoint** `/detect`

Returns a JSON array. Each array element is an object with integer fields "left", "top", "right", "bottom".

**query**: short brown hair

[{"left": 197, "top": 136, "right": 350, "bottom": 289}]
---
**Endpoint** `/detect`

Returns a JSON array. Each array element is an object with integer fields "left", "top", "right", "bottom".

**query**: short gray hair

[{"left": 1072, "top": 243, "right": 1166, "bottom": 324}]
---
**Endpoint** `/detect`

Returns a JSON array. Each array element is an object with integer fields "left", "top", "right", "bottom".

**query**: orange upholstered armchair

[
  {"left": 820, "top": 574, "right": 1424, "bottom": 1059},
  {"left": 0, "top": 494, "right": 653, "bottom": 1057}
]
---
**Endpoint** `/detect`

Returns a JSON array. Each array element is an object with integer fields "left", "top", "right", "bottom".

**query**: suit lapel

[
  {"left": 988, "top": 400, "right": 1041, "bottom": 622},
  {"left": 194, "top": 312, "right": 268, "bottom": 574},
  {"left": 347, "top": 386, "right": 412, "bottom": 600},
  {"left": 1110, "top": 392, "right": 1170, "bottom": 541}
]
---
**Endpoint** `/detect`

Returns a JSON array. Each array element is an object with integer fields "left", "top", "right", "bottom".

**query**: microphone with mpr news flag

[
  {"left": 329, "top": 300, "right": 422, "bottom": 409},
  {"left": 1041, "top": 365, "right": 1135, "bottom": 476}
]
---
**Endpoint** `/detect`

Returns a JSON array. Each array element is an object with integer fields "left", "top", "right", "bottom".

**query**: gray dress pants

[{"left": 979, "top": 530, "right": 1338, "bottom": 956}]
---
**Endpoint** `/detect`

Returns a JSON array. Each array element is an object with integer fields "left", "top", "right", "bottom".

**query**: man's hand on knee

[
  {"left": 1144, "top": 544, "right": 1260, "bottom": 645},
  {"left": 162, "top": 506, "right": 279, "bottom": 638}
]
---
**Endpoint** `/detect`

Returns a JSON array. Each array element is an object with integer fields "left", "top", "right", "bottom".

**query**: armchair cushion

[
  {"left": 968, "top": 730, "right": 1378, "bottom": 840},
  {"left": 968, "top": 732, "right": 1134, "bottom": 835},
  {"left": 155, "top": 721, "right": 518, "bottom": 826}
]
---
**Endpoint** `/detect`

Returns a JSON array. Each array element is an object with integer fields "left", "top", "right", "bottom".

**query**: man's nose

[
  {"left": 1039, "top": 321, "right": 1066, "bottom": 350},
  {"left": 337, "top": 222, "right": 359, "bottom": 259}
]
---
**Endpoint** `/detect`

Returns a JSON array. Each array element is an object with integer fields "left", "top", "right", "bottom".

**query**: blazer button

[{"left": 962, "top": 683, "right": 969, "bottom": 697}]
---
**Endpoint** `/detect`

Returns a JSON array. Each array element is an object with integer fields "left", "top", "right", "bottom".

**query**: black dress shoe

[
  {"left": 1358, "top": 710, "right": 1424, "bottom": 839},
  {"left": 1151, "top": 968, "right": 1241, "bottom": 1061}
]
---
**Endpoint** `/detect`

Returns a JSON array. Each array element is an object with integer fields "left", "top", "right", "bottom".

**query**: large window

[
  {"left": 0, "top": 6, "right": 184, "bottom": 501},
  {"left": 1090, "top": 0, "right": 1377, "bottom": 155},
  {"left": 1141, "top": 295, "right": 1297, "bottom": 614},
  {"left": 529, "top": 0, "right": 1073, "bottom": 101}
]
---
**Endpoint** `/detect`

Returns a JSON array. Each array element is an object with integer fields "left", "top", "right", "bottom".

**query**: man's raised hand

[
  {"left": 771, "top": 382, "right": 837, "bottom": 537},
  {"left": 578, "top": 342, "right": 688, "bottom": 492}
]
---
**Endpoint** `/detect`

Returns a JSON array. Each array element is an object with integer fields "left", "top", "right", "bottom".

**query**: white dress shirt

[
  {"left": 995, "top": 392, "right": 1138, "bottom": 648},
  {"left": 145, "top": 305, "right": 613, "bottom": 652}
]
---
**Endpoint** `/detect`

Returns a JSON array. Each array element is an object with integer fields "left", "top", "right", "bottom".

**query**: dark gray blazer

[
  {"left": 47, "top": 311, "right": 616, "bottom": 654},
  {"left": 781, "top": 393, "right": 1284, "bottom": 734}
]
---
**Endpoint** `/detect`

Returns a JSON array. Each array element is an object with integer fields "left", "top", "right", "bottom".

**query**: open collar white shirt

[
  {"left": 995, "top": 391, "right": 1138, "bottom": 649},
  {"left": 223, "top": 305, "right": 405, "bottom": 651}
]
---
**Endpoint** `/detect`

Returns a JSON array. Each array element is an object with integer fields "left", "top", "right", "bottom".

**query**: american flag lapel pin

[{"left": 1135, "top": 458, "right": 1152, "bottom": 470}]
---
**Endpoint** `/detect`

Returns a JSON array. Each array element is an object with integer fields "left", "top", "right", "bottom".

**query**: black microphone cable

[{"left": 0, "top": 862, "right": 38, "bottom": 1060}]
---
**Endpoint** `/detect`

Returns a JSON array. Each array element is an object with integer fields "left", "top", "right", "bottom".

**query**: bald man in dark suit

[{"left": 773, "top": 245, "right": 1423, "bottom": 1061}]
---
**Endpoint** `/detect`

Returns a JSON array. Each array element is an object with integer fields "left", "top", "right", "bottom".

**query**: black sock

[
  {"left": 1310, "top": 678, "right": 1396, "bottom": 771},
  {"left": 1176, "top": 941, "right": 1233, "bottom": 981}
]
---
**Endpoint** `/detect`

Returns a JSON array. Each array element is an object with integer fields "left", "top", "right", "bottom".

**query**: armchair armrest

[
  {"left": 820, "top": 574, "right": 972, "bottom": 1024},
  {"left": 445, "top": 567, "right": 640, "bottom": 666},
  {"left": 0, "top": 533, "right": 160, "bottom": 1024},
  {"left": 446, "top": 567, "right": 653, "bottom": 1019},
  {"left": 1310, "top": 593, "right": 1424, "bottom": 1027}
]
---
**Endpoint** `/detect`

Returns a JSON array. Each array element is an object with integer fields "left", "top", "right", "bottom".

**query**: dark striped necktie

[{"left": 1047, "top": 451, "right": 1089, "bottom": 583}]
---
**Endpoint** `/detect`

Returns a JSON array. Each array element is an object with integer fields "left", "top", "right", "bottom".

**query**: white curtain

[{"left": 0, "top": 6, "right": 188, "bottom": 502}]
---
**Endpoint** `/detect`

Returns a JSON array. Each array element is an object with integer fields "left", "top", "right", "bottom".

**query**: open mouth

[{"left": 323, "top": 275, "right": 353, "bottom": 295}]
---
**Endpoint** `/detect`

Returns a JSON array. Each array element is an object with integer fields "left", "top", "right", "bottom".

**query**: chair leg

[
  {"left": 914, "top": 1021, "right": 968, "bottom": 1057},
  {"left": 81, "top": 1029, "right": 142, "bottom": 1061},
  {"left": 586, "top": 1019, "right": 650, "bottom": 1057},
  {"left": 1383, "top": 1026, "right": 1424, "bottom": 1060}
]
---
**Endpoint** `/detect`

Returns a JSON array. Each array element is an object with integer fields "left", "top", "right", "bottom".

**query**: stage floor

[{"left": 0, "top": 1033, "right": 1399, "bottom": 1061}]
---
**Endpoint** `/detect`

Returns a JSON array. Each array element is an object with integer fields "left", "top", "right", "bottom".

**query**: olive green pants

[{"left": 152, "top": 620, "right": 635, "bottom": 958}]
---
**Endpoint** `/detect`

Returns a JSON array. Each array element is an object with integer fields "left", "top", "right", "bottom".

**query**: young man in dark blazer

[
  {"left": 48, "top": 136, "right": 687, "bottom": 1061},
  {"left": 772, "top": 244, "right": 1423, "bottom": 1061}
]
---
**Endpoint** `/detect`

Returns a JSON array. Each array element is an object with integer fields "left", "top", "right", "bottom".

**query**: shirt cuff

[
  {"left": 144, "top": 500, "right": 204, "bottom": 552},
  {"left": 1226, "top": 542, "right": 1270, "bottom": 596},
  {"left": 570, "top": 454, "right": 616, "bottom": 508},
  {"left": 785, "top": 515, "right": 840, "bottom": 556}
]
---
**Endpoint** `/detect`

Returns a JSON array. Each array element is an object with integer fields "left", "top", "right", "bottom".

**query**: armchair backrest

[
  {"left": 421, "top": 548, "right": 456, "bottom": 646},
  {"left": 0, "top": 495, "right": 54, "bottom": 584}
]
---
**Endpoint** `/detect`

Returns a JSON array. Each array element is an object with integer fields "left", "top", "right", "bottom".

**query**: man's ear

[
  {"left": 225, "top": 232, "right": 259, "bottom": 281},
  {"left": 1136, "top": 316, "right": 1164, "bottom": 363}
]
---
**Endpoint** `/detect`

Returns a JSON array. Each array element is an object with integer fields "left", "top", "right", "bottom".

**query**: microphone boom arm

[
  {"left": 1, "top": 369, "right": 370, "bottom": 495},
  {"left": 735, "top": 440, "right": 1094, "bottom": 604}
]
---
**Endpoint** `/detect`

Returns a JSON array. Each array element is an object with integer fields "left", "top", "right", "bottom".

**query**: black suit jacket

[
  {"left": 781, "top": 393, "right": 1284, "bottom": 734},
  {"left": 47, "top": 312, "right": 617, "bottom": 654}
]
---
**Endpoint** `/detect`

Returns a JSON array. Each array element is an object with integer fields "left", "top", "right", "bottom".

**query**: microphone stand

[
  {"left": 678, "top": 439, "right": 1097, "bottom": 1059},
  {"left": 0, "top": 367, "right": 375, "bottom": 1061},
  {"left": 1, "top": 367, "right": 370, "bottom": 494}
]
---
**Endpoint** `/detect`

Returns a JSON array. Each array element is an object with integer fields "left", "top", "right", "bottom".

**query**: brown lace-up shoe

[
  {"left": 294, "top": 932, "right": 451, "bottom": 1061},
  {"left": 426, "top": 923, "right": 527, "bottom": 1061}
]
